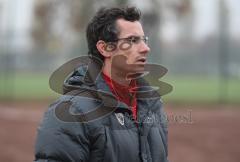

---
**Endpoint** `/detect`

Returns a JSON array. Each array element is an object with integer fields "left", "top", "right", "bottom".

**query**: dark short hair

[{"left": 86, "top": 7, "right": 141, "bottom": 61}]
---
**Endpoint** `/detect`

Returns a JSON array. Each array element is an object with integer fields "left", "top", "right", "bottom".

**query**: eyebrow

[{"left": 120, "top": 34, "right": 145, "bottom": 38}]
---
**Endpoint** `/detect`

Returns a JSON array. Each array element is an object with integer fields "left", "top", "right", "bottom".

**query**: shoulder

[{"left": 40, "top": 88, "right": 116, "bottom": 128}]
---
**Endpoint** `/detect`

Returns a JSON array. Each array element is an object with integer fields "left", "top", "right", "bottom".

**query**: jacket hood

[{"left": 63, "top": 58, "right": 111, "bottom": 94}]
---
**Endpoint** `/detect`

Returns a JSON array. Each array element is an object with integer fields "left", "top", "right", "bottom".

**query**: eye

[
  {"left": 143, "top": 36, "right": 148, "bottom": 43},
  {"left": 129, "top": 36, "right": 141, "bottom": 44}
]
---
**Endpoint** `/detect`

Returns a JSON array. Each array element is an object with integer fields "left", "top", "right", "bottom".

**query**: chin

[
  {"left": 126, "top": 67, "right": 145, "bottom": 80},
  {"left": 126, "top": 72, "right": 145, "bottom": 80}
]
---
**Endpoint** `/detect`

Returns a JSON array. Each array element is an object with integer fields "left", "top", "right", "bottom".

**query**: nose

[{"left": 139, "top": 41, "right": 150, "bottom": 54}]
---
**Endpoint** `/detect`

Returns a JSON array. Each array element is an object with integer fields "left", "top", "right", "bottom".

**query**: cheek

[
  {"left": 126, "top": 52, "right": 137, "bottom": 64},
  {"left": 126, "top": 57, "right": 134, "bottom": 65},
  {"left": 114, "top": 47, "right": 137, "bottom": 65},
  {"left": 111, "top": 54, "right": 133, "bottom": 71}
]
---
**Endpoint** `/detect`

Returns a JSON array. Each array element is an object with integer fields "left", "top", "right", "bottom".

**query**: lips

[
  {"left": 136, "top": 58, "right": 147, "bottom": 65},
  {"left": 136, "top": 57, "right": 146, "bottom": 64}
]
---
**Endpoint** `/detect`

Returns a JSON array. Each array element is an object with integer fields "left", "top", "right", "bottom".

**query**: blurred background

[{"left": 0, "top": 0, "right": 239, "bottom": 162}]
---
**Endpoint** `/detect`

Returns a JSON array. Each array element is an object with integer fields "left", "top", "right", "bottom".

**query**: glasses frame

[{"left": 114, "top": 35, "right": 149, "bottom": 45}]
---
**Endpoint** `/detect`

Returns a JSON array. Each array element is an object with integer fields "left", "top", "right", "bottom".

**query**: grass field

[
  {"left": 163, "top": 76, "right": 240, "bottom": 104},
  {"left": 0, "top": 73, "right": 239, "bottom": 104}
]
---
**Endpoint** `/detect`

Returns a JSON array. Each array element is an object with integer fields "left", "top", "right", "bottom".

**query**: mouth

[{"left": 136, "top": 57, "right": 146, "bottom": 64}]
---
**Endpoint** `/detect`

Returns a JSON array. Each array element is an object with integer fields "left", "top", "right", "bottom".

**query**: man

[{"left": 35, "top": 7, "right": 168, "bottom": 162}]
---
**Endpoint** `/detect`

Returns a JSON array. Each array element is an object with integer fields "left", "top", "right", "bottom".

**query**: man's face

[{"left": 110, "top": 19, "right": 150, "bottom": 78}]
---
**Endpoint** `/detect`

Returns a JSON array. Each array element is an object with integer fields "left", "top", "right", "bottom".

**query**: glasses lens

[
  {"left": 116, "top": 36, "right": 149, "bottom": 45},
  {"left": 143, "top": 36, "right": 148, "bottom": 44}
]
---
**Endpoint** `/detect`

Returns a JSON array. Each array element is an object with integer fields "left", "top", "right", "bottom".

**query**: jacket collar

[{"left": 63, "top": 57, "right": 161, "bottom": 114}]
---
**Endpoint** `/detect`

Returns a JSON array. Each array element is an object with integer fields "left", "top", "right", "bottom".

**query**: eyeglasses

[
  {"left": 114, "top": 36, "right": 149, "bottom": 45},
  {"left": 104, "top": 36, "right": 149, "bottom": 52}
]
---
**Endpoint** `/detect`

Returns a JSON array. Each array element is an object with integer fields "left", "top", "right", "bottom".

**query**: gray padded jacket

[{"left": 34, "top": 62, "right": 168, "bottom": 162}]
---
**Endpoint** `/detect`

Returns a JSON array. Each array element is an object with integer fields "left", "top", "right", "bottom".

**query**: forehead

[{"left": 116, "top": 19, "right": 144, "bottom": 37}]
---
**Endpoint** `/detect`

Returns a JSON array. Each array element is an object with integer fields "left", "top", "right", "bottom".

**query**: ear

[{"left": 96, "top": 40, "right": 116, "bottom": 58}]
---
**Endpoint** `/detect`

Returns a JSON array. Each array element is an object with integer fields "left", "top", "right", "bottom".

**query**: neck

[{"left": 102, "top": 61, "right": 131, "bottom": 86}]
